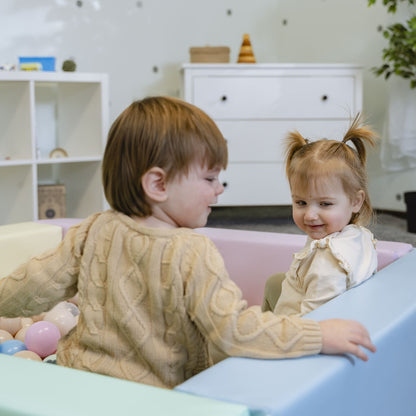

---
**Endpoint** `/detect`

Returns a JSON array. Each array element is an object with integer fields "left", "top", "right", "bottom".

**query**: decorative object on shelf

[
  {"left": 18, "top": 57, "right": 56, "bottom": 72},
  {"left": 189, "top": 46, "right": 230, "bottom": 63},
  {"left": 62, "top": 59, "right": 77, "bottom": 72},
  {"left": 38, "top": 184, "right": 66, "bottom": 219},
  {"left": 49, "top": 147, "right": 68, "bottom": 158},
  {"left": 237, "top": 34, "right": 256, "bottom": 63},
  {"left": 0, "top": 64, "right": 16, "bottom": 71}
]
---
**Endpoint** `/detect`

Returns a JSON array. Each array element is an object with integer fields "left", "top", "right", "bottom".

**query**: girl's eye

[
  {"left": 295, "top": 200, "right": 306, "bottom": 206},
  {"left": 320, "top": 202, "right": 332, "bottom": 207}
]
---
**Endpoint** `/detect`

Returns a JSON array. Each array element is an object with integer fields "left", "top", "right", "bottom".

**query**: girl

[
  {"left": 0, "top": 99, "right": 375, "bottom": 389},
  {"left": 263, "top": 114, "right": 378, "bottom": 316}
]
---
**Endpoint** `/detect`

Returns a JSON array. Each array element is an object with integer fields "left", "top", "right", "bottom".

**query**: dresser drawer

[
  {"left": 192, "top": 75, "right": 357, "bottom": 119},
  {"left": 218, "top": 163, "right": 291, "bottom": 206},
  {"left": 217, "top": 119, "right": 353, "bottom": 163}
]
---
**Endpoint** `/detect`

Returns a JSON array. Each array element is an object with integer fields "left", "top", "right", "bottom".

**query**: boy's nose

[{"left": 216, "top": 181, "right": 225, "bottom": 195}]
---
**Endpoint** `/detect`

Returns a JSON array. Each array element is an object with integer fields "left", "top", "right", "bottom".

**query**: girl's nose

[{"left": 304, "top": 206, "right": 318, "bottom": 221}]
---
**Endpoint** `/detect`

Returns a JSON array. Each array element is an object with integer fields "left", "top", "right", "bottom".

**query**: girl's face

[{"left": 290, "top": 176, "right": 364, "bottom": 240}]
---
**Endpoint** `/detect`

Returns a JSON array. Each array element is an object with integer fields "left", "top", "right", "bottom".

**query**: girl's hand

[{"left": 319, "top": 319, "right": 377, "bottom": 361}]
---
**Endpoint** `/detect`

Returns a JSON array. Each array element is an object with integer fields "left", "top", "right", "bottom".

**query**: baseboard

[{"left": 375, "top": 209, "right": 407, "bottom": 219}]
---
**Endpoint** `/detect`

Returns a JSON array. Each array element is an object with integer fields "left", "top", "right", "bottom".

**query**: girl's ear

[
  {"left": 141, "top": 167, "right": 168, "bottom": 202},
  {"left": 352, "top": 190, "right": 365, "bottom": 213}
]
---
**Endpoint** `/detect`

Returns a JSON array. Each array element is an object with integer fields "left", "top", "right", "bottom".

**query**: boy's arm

[
  {"left": 185, "top": 236, "right": 375, "bottom": 362},
  {"left": 0, "top": 225, "right": 82, "bottom": 317},
  {"left": 319, "top": 319, "right": 377, "bottom": 361}
]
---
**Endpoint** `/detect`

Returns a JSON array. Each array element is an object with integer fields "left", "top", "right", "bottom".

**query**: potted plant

[
  {"left": 368, "top": 0, "right": 416, "bottom": 87},
  {"left": 369, "top": 0, "right": 416, "bottom": 232}
]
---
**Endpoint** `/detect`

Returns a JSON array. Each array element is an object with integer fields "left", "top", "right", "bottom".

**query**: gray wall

[{"left": 1, "top": 0, "right": 414, "bottom": 211}]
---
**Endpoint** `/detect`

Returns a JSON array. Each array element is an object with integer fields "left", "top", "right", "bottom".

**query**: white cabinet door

[{"left": 219, "top": 163, "right": 291, "bottom": 206}]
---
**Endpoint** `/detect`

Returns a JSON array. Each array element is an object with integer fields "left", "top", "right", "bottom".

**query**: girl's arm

[{"left": 299, "top": 248, "right": 348, "bottom": 315}]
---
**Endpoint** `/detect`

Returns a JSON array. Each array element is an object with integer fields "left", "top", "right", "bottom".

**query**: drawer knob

[
  {"left": 222, "top": 181, "right": 228, "bottom": 188},
  {"left": 221, "top": 95, "right": 228, "bottom": 102},
  {"left": 321, "top": 95, "right": 328, "bottom": 101}
]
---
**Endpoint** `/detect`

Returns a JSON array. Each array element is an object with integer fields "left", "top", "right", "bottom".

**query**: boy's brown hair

[
  {"left": 284, "top": 114, "right": 378, "bottom": 226},
  {"left": 102, "top": 96, "right": 228, "bottom": 217}
]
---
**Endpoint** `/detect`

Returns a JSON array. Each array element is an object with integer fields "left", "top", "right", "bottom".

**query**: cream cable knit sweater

[{"left": 0, "top": 211, "right": 322, "bottom": 388}]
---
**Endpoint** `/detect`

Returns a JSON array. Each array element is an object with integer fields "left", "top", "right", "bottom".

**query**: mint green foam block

[{"left": 0, "top": 354, "right": 249, "bottom": 416}]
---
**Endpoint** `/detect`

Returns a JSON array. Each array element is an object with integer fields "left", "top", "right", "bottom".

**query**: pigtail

[
  {"left": 342, "top": 113, "right": 378, "bottom": 165},
  {"left": 284, "top": 131, "right": 309, "bottom": 177}
]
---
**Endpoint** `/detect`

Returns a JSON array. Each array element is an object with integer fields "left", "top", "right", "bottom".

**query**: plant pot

[{"left": 404, "top": 191, "right": 416, "bottom": 233}]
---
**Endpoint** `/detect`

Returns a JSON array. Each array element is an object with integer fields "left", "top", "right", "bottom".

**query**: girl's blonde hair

[{"left": 285, "top": 114, "right": 378, "bottom": 226}]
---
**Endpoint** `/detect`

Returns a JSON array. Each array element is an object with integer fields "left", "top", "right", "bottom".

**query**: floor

[{"left": 207, "top": 206, "right": 416, "bottom": 246}]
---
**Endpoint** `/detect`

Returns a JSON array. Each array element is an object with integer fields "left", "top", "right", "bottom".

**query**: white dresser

[{"left": 182, "top": 63, "right": 363, "bottom": 206}]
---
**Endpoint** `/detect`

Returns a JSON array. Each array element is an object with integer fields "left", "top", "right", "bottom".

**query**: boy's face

[
  {"left": 290, "top": 176, "right": 364, "bottom": 240},
  {"left": 162, "top": 163, "right": 224, "bottom": 229}
]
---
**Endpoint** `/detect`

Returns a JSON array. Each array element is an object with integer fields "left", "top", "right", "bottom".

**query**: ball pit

[{"left": 0, "top": 300, "right": 79, "bottom": 363}]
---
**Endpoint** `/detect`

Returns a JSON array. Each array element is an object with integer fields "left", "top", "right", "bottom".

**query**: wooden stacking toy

[{"left": 237, "top": 34, "right": 256, "bottom": 63}]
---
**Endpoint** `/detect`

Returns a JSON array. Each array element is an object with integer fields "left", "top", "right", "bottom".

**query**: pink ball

[{"left": 24, "top": 321, "right": 61, "bottom": 358}]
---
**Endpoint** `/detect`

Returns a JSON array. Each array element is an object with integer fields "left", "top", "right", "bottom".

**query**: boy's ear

[
  {"left": 141, "top": 167, "right": 168, "bottom": 202},
  {"left": 352, "top": 190, "right": 365, "bottom": 213}
]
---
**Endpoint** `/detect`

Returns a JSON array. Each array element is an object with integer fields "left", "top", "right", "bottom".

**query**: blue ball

[{"left": 1, "top": 339, "right": 27, "bottom": 355}]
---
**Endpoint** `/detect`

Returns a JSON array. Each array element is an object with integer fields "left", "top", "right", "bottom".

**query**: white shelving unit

[
  {"left": 0, "top": 72, "right": 109, "bottom": 225},
  {"left": 182, "top": 63, "right": 363, "bottom": 206}
]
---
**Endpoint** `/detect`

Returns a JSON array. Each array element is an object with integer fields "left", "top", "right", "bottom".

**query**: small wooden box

[
  {"left": 189, "top": 46, "right": 230, "bottom": 63},
  {"left": 38, "top": 184, "right": 66, "bottom": 219}
]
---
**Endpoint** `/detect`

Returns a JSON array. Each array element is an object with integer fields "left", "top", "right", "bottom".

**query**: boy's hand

[{"left": 319, "top": 319, "right": 377, "bottom": 361}]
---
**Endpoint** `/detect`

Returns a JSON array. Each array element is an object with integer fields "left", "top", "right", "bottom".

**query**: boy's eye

[{"left": 206, "top": 177, "right": 216, "bottom": 183}]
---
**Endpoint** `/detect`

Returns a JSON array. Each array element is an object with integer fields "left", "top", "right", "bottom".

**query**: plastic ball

[
  {"left": 14, "top": 317, "right": 34, "bottom": 342},
  {"left": 0, "top": 329, "right": 13, "bottom": 344},
  {"left": 0, "top": 317, "right": 22, "bottom": 335},
  {"left": 14, "top": 350, "right": 42, "bottom": 361},
  {"left": 0, "top": 339, "right": 26, "bottom": 355},
  {"left": 15, "top": 326, "right": 30, "bottom": 343},
  {"left": 43, "top": 354, "right": 57, "bottom": 364},
  {"left": 20, "top": 317, "right": 34, "bottom": 328},
  {"left": 24, "top": 321, "right": 61, "bottom": 358},
  {"left": 44, "top": 302, "right": 79, "bottom": 336}
]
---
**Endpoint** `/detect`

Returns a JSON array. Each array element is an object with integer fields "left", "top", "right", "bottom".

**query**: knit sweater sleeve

[
  {"left": 0, "top": 219, "right": 91, "bottom": 317},
  {"left": 183, "top": 236, "right": 322, "bottom": 359}
]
